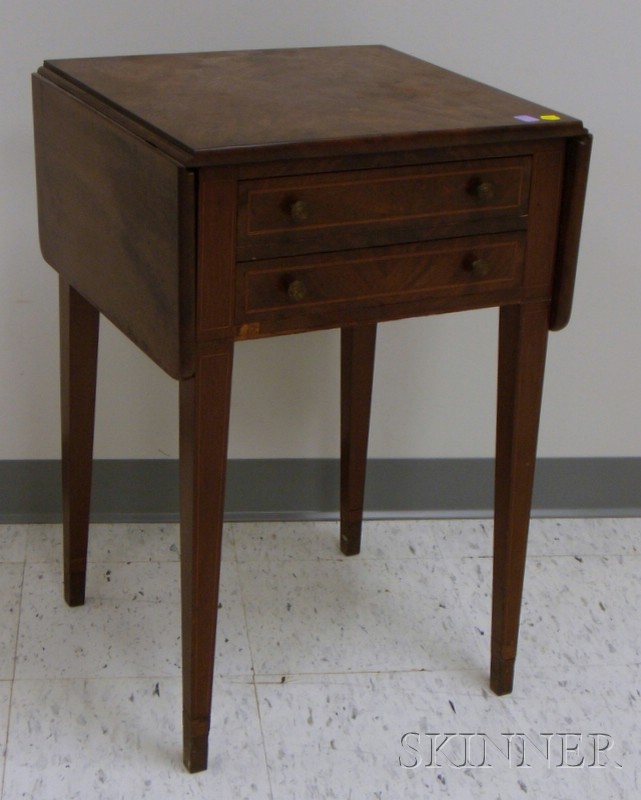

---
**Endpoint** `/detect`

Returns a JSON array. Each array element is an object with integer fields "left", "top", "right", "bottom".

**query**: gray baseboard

[{"left": 0, "top": 458, "right": 639, "bottom": 523}]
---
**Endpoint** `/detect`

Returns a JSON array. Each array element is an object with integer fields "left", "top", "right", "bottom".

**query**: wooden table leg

[
  {"left": 59, "top": 278, "right": 99, "bottom": 608},
  {"left": 179, "top": 341, "right": 234, "bottom": 773},
  {"left": 340, "top": 323, "right": 377, "bottom": 556},
  {"left": 491, "top": 302, "right": 549, "bottom": 695}
]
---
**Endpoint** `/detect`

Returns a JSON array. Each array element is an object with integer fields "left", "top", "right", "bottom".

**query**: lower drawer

[{"left": 236, "top": 233, "right": 525, "bottom": 323}]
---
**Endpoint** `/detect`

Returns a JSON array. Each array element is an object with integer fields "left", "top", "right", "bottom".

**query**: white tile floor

[{"left": 1, "top": 518, "right": 640, "bottom": 799}]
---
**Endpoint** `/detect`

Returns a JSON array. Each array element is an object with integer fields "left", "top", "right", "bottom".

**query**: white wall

[{"left": 2, "top": 0, "right": 640, "bottom": 461}]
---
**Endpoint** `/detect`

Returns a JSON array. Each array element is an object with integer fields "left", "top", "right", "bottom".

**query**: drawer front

[
  {"left": 237, "top": 232, "right": 525, "bottom": 324},
  {"left": 237, "top": 157, "right": 530, "bottom": 260}
]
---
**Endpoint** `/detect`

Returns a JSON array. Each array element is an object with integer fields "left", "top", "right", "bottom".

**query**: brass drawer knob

[
  {"left": 287, "top": 279, "right": 308, "bottom": 302},
  {"left": 469, "top": 258, "right": 491, "bottom": 278},
  {"left": 289, "top": 199, "right": 310, "bottom": 223},
  {"left": 473, "top": 180, "right": 496, "bottom": 201}
]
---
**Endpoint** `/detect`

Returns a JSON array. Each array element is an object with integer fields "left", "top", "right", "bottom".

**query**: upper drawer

[{"left": 237, "top": 157, "right": 531, "bottom": 260}]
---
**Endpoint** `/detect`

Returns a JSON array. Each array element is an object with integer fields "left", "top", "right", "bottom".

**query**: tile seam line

[
  {"left": 251, "top": 666, "right": 487, "bottom": 679},
  {"left": 230, "top": 532, "right": 275, "bottom": 800},
  {"left": 1, "top": 559, "right": 26, "bottom": 800}
]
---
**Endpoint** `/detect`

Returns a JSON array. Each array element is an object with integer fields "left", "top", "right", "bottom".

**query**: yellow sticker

[{"left": 540, "top": 114, "right": 561, "bottom": 121}]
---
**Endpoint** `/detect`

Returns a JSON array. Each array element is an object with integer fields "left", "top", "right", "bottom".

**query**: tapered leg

[
  {"left": 340, "top": 324, "right": 377, "bottom": 556},
  {"left": 491, "top": 302, "right": 549, "bottom": 695},
  {"left": 59, "top": 278, "right": 99, "bottom": 607},
  {"left": 179, "top": 341, "right": 234, "bottom": 773}
]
